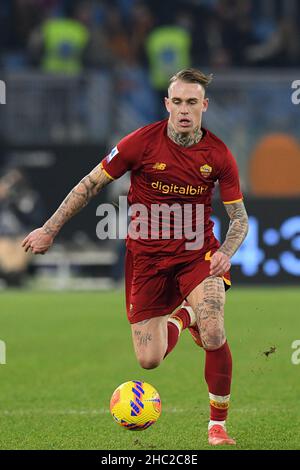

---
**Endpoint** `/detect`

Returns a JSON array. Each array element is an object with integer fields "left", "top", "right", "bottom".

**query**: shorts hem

[
  {"left": 128, "top": 308, "right": 172, "bottom": 325},
  {"left": 181, "top": 273, "right": 231, "bottom": 300}
]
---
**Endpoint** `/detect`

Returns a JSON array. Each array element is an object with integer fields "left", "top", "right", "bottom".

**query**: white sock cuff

[
  {"left": 209, "top": 393, "right": 230, "bottom": 403},
  {"left": 181, "top": 304, "right": 195, "bottom": 325},
  {"left": 168, "top": 317, "right": 182, "bottom": 334}
]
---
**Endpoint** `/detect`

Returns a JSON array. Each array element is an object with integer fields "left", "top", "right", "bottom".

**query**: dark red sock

[
  {"left": 172, "top": 307, "right": 191, "bottom": 330},
  {"left": 205, "top": 341, "right": 232, "bottom": 421},
  {"left": 164, "top": 307, "right": 191, "bottom": 358},
  {"left": 164, "top": 322, "right": 180, "bottom": 357}
]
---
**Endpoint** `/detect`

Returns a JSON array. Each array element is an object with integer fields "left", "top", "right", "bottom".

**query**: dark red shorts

[{"left": 125, "top": 248, "right": 231, "bottom": 324}]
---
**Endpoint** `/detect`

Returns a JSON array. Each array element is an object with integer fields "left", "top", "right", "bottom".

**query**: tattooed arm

[
  {"left": 210, "top": 201, "right": 249, "bottom": 276},
  {"left": 22, "top": 164, "right": 112, "bottom": 254}
]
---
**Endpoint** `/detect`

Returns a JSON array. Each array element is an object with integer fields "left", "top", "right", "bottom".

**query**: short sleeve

[
  {"left": 101, "top": 128, "right": 144, "bottom": 180},
  {"left": 218, "top": 148, "right": 243, "bottom": 204}
]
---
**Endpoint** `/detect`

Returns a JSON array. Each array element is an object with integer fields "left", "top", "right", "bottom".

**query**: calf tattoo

[{"left": 194, "top": 276, "right": 225, "bottom": 350}]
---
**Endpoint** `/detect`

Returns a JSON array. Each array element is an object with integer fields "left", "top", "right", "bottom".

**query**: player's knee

[
  {"left": 202, "top": 331, "right": 226, "bottom": 351},
  {"left": 137, "top": 356, "right": 162, "bottom": 370}
]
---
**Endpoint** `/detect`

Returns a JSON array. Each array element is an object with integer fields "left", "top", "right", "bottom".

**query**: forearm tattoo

[
  {"left": 167, "top": 123, "right": 203, "bottom": 147},
  {"left": 43, "top": 165, "right": 111, "bottom": 236},
  {"left": 219, "top": 201, "right": 249, "bottom": 258},
  {"left": 193, "top": 276, "right": 226, "bottom": 350}
]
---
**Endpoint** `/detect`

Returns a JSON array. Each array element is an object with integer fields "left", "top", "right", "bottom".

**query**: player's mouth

[{"left": 178, "top": 118, "right": 192, "bottom": 128}]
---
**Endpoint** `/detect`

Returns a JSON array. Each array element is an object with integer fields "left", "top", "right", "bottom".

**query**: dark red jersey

[{"left": 101, "top": 119, "right": 242, "bottom": 260}]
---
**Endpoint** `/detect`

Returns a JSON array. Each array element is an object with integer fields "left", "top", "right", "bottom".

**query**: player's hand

[
  {"left": 210, "top": 251, "right": 231, "bottom": 277},
  {"left": 22, "top": 227, "right": 54, "bottom": 255}
]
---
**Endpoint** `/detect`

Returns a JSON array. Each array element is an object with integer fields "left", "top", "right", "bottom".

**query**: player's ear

[
  {"left": 202, "top": 97, "right": 209, "bottom": 113},
  {"left": 165, "top": 97, "right": 170, "bottom": 113}
]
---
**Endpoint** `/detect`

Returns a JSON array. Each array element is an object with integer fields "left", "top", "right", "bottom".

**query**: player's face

[{"left": 165, "top": 80, "right": 209, "bottom": 134}]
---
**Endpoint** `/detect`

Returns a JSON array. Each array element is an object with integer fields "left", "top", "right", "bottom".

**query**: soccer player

[{"left": 22, "top": 69, "right": 249, "bottom": 446}]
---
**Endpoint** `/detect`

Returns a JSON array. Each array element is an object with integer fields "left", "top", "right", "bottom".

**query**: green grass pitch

[{"left": 0, "top": 288, "right": 299, "bottom": 450}]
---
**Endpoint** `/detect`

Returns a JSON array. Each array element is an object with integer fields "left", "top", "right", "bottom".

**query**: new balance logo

[{"left": 153, "top": 163, "right": 167, "bottom": 170}]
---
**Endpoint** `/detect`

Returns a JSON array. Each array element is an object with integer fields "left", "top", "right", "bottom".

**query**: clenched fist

[
  {"left": 210, "top": 251, "right": 231, "bottom": 277},
  {"left": 22, "top": 228, "right": 54, "bottom": 255}
]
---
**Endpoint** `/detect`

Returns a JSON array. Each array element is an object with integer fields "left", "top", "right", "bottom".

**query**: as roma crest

[{"left": 200, "top": 164, "right": 212, "bottom": 178}]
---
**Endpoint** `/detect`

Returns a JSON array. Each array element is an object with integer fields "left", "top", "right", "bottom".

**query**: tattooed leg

[
  {"left": 187, "top": 276, "right": 226, "bottom": 350},
  {"left": 131, "top": 316, "right": 169, "bottom": 369},
  {"left": 187, "top": 276, "right": 233, "bottom": 431}
]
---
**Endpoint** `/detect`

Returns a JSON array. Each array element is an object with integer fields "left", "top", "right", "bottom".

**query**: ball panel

[{"left": 110, "top": 388, "right": 121, "bottom": 412}]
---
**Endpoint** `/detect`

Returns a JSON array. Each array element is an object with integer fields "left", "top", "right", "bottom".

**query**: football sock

[
  {"left": 164, "top": 307, "right": 192, "bottom": 357},
  {"left": 164, "top": 322, "right": 180, "bottom": 358},
  {"left": 169, "top": 306, "right": 192, "bottom": 331},
  {"left": 205, "top": 341, "right": 232, "bottom": 421}
]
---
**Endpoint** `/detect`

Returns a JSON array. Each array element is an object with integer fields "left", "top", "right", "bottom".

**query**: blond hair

[{"left": 168, "top": 68, "right": 213, "bottom": 94}]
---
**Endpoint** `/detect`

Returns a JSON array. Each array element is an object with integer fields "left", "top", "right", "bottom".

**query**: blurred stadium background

[
  {"left": 0, "top": 0, "right": 299, "bottom": 290},
  {"left": 0, "top": 0, "right": 300, "bottom": 289},
  {"left": 1, "top": 0, "right": 300, "bottom": 451}
]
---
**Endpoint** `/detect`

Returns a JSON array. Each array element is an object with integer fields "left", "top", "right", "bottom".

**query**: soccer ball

[{"left": 110, "top": 380, "right": 161, "bottom": 431}]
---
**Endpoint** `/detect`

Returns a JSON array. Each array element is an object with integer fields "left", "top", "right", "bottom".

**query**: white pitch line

[
  {"left": 0, "top": 406, "right": 289, "bottom": 417},
  {"left": 0, "top": 408, "right": 186, "bottom": 416}
]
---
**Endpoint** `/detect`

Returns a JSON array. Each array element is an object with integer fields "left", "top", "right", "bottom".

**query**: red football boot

[{"left": 208, "top": 425, "right": 236, "bottom": 446}]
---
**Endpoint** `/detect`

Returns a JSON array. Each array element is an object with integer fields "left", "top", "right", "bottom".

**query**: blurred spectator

[
  {"left": 1, "top": 0, "right": 300, "bottom": 70},
  {"left": 0, "top": 0, "right": 13, "bottom": 52},
  {"left": 83, "top": 2, "right": 113, "bottom": 69},
  {"left": 28, "top": 0, "right": 90, "bottom": 74},
  {"left": 105, "top": 6, "right": 135, "bottom": 66},
  {"left": 129, "top": 2, "right": 154, "bottom": 66},
  {"left": 145, "top": 12, "right": 192, "bottom": 109},
  {"left": 212, "top": 0, "right": 257, "bottom": 67},
  {"left": 0, "top": 166, "right": 45, "bottom": 286},
  {"left": 184, "top": 4, "right": 212, "bottom": 67},
  {"left": 246, "top": 17, "right": 300, "bottom": 67},
  {"left": 14, "top": 0, "right": 60, "bottom": 47}
]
